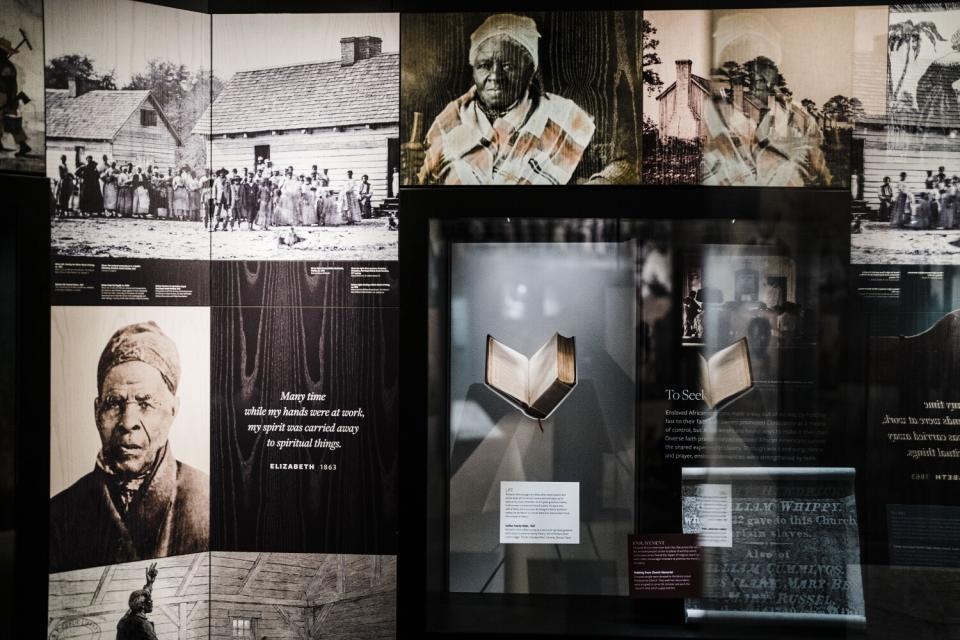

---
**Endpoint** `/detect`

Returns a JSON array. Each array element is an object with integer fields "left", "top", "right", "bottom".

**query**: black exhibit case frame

[{"left": 398, "top": 186, "right": 861, "bottom": 640}]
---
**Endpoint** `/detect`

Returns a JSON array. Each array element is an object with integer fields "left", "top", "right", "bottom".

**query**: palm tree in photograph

[{"left": 888, "top": 19, "right": 946, "bottom": 103}]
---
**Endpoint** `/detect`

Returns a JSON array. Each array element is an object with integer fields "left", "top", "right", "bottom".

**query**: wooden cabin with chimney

[
  {"left": 655, "top": 59, "right": 828, "bottom": 144},
  {"left": 47, "top": 552, "right": 396, "bottom": 639},
  {"left": 193, "top": 36, "right": 400, "bottom": 205},
  {"left": 44, "top": 77, "right": 181, "bottom": 181},
  {"left": 655, "top": 60, "right": 711, "bottom": 141}
]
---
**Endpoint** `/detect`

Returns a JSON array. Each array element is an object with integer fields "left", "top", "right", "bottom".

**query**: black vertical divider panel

[
  {"left": 397, "top": 187, "right": 429, "bottom": 637},
  {"left": 10, "top": 175, "right": 52, "bottom": 632}
]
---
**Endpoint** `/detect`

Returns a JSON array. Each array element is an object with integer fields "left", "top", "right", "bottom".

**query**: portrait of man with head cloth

[
  {"left": 49, "top": 321, "right": 208, "bottom": 574},
  {"left": 417, "top": 13, "right": 597, "bottom": 185}
]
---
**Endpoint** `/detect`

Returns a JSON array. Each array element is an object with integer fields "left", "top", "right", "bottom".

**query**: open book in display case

[{"left": 399, "top": 186, "right": 872, "bottom": 639}]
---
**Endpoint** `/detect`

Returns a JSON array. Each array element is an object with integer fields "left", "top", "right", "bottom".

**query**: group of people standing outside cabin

[
  {"left": 209, "top": 158, "right": 379, "bottom": 232},
  {"left": 53, "top": 154, "right": 204, "bottom": 220},
  {"left": 51, "top": 152, "right": 394, "bottom": 233},
  {"left": 878, "top": 168, "right": 960, "bottom": 230}
]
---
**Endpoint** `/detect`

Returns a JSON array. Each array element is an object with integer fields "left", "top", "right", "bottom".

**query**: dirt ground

[
  {"left": 852, "top": 221, "right": 960, "bottom": 265},
  {"left": 51, "top": 217, "right": 398, "bottom": 261},
  {"left": 211, "top": 218, "right": 397, "bottom": 261}
]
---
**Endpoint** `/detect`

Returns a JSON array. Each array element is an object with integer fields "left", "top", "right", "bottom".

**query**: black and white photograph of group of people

[
  {"left": 52, "top": 153, "right": 397, "bottom": 232},
  {"left": 45, "top": 2, "right": 400, "bottom": 261},
  {"left": 873, "top": 169, "right": 960, "bottom": 230},
  {"left": 204, "top": 160, "right": 397, "bottom": 233},
  {"left": 54, "top": 154, "right": 205, "bottom": 220},
  {"left": 852, "top": 166, "right": 960, "bottom": 265},
  {"left": 50, "top": 154, "right": 400, "bottom": 260},
  {"left": 848, "top": 6, "right": 960, "bottom": 265}
]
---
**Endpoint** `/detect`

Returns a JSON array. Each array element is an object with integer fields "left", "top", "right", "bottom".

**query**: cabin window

[
  {"left": 140, "top": 109, "right": 158, "bottom": 127},
  {"left": 231, "top": 617, "right": 256, "bottom": 638},
  {"left": 254, "top": 144, "right": 270, "bottom": 167}
]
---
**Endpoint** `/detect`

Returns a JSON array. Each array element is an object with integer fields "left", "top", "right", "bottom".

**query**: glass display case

[{"left": 398, "top": 187, "right": 893, "bottom": 638}]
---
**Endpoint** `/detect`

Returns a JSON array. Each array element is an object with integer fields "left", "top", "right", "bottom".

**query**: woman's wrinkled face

[
  {"left": 95, "top": 361, "right": 178, "bottom": 476},
  {"left": 472, "top": 35, "right": 535, "bottom": 112}
]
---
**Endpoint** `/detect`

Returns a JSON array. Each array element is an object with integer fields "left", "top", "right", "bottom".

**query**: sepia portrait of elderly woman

[
  {"left": 49, "top": 309, "right": 210, "bottom": 574},
  {"left": 402, "top": 12, "right": 644, "bottom": 186}
]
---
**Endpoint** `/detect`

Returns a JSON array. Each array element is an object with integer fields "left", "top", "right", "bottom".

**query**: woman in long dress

[
  {"left": 169, "top": 174, "right": 182, "bottom": 219},
  {"left": 78, "top": 157, "right": 103, "bottom": 216},
  {"left": 116, "top": 166, "right": 133, "bottom": 217},
  {"left": 316, "top": 181, "right": 335, "bottom": 225},
  {"left": 70, "top": 164, "right": 83, "bottom": 213},
  {"left": 300, "top": 177, "right": 318, "bottom": 226},
  {"left": 56, "top": 156, "right": 75, "bottom": 216},
  {"left": 146, "top": 166, "right": 159, "bottom": 218},
  {"left": 256, "top": 178, "right": 273, "bottom": 230},
  {"left": 337, "top": 170, "right": 361, "bottom": 224},
  {"left": 132, "top": 168, "right": 151, "bottom": 217},
  {"left": 892, "top": 172, "right": 909, "bottom": 227},
  {"left": 188, "top": 172, "right": 202, "bottom": 221},
  {"left": 101, "top": 163, "right": 118, "bottom": 215},
  {"left": 166, "top": 170, "right": 177, "bottom": 220},
  {"left": 941, "top": 179, "right": 955, "bottom": 229},
  {"left": 277, "top": 174, "right": 301, "bottom": 226},
  {"left": 172, "top": 174, "right": 190, "bottom": 220}
]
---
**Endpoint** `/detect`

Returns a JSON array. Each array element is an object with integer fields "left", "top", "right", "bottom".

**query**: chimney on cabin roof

[
  {"left": 341, "top": 36, "right": 383, "bottom": 66},
  {"left": 675, "top": 60, "right": 692, "bottom": 110}
]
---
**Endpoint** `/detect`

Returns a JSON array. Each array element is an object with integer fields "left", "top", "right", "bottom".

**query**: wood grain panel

[
  {"left": 211, "top": 301, "right": 398, "bottom": 554},
  {"left": 866, "top": 313, "right": 960, "bottom": 564},
  {"left": 211, "top": 260, "right": 398, "bottom": 308}
]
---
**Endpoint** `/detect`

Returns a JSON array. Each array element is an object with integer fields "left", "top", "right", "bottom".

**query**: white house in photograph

[
  {"left": 194, "top": 36, "right": 400, "bottom": 206},
  {"left": 44, "top": 79, "right": 181, "bottom": 181}
]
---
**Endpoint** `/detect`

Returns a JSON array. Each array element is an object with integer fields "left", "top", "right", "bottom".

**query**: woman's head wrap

[
  {"left": 97, "top": 322, "right": 181, "bottom": 394},
  {"left": 469, "top": 14, "right": 541, "bottom": 71}
]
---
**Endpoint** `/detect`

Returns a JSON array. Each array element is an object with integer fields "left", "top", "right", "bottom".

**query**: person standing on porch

[{"left": 878, "top": 176, "right": 893, "bottom": 222}]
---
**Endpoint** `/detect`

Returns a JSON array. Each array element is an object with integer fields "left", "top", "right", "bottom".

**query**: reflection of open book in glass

[
  {"left": 484, "top": 333, "right": 577, "bottom": 420},
  {"left": 698, "top": 337, "right": 753, "bottom": 409}
]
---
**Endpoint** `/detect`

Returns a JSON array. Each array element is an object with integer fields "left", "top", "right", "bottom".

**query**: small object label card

[
  {"left": 628, "top": 534, "right": 703, "bottom": 598},
  {"left": 500, "top": 481, "right": 579, "bottom": 544}
]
